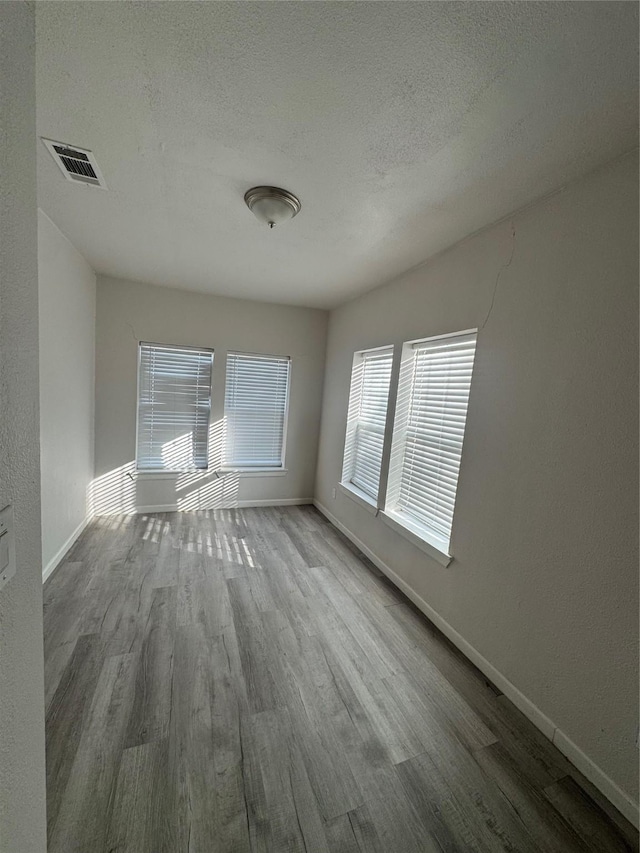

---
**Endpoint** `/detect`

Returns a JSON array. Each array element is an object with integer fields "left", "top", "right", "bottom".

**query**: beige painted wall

[
  {"left": 94, "top": 277, "right": 327, "bottom": 512},
  {"left": 39, "top": 210, "right": 96, "bottom": 574},
  {"left": 0, "top": 3, "right": 48, "bottom": 849},
  {"left": 315, "top": 152, "right": 639, "bottom": 816}
]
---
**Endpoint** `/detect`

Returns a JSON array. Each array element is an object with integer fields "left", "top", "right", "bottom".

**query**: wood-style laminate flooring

[{"left": 44, "top": 506, "right": 638, "bottom": 853}]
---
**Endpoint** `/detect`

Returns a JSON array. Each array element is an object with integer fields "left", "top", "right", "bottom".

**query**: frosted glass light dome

[{"left": 244, "top": 186, "right": 301, "bottom": 229}]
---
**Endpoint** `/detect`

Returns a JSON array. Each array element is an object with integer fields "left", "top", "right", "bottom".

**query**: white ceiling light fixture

[{"left": 244, "top": 186, "right": 301, "bottom": 229}]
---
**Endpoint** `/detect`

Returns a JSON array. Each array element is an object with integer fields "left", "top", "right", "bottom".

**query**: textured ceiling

[{"left": 36, "top": 2, "right": 638, "bottom": 308}]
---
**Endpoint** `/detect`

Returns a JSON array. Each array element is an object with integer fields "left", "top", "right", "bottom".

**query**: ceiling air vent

[{"left": 41, "top": 139, "right": 107, "bottom": 189}]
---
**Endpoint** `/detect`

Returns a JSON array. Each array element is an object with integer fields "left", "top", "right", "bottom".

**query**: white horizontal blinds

[
  {"left": 224, "top": 353, "right": 290, "bottom": 467},
  {"left": 393, "top": 332, "right": 477, "bottom": 548},
  {"left": 137, "top": 343, "right": 213, "bottom": 471},
  {"left": 343, "top": 348, "right": 393, "bottom": 499}
]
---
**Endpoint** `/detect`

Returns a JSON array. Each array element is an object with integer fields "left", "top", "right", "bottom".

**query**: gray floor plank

[
  {"left": 105, "top": 739, "right": 175, "bottom": 853},
  {"left": 244, "top": 709, "right": 331, "bottom": 853},
  {"left": 170, "top": 622, "right": 251, "bottom": 852},
  {"left": 395, "top": 748, "right": 536, "bottom": 853},
  {"left": 324, "top": 814, "right": 363, "bottom": 853},
  {"left": 473, "top": 740, "right": 592, "bottom": 852},
  {"left": 227, "top": 576, "right": 289, "bottom": 713},
  {"left": 124, "top": 585, "right": 177, "bottom": 747},
  {"left": 543, "top": 775, "right": 638, "bottom": 852},
  {"left": 45, "top": 633, "right": 103, "bottom": 837},
  {"left": 48, "top": 653, "right": 137, "bottom": 853},
  {"left": 263, "top": 609, "right": 366, "bottom": 820}
]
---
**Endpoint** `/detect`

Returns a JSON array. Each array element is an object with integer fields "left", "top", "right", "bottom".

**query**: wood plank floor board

[
  {"left": 344, "top": 804, "right": 388, "bottom": 853},
  {"left": 48, "top": 652, "right": 138, "bottom": 853},
  {"left": 263, "top": 609, "right": 350, "bottom": 726},
  {"left": 150, "top": 518, "right": 180, "bottom": 588},
  {"left": 305, "top": 592, "right": 377, "bottom": 682},
  {"left": 381, "top": 677, "right": 584, "bottom": 853},
  {"left": 354, "top": 784, "right": 446, "bottom": 853},
  {"left": 311, "top": 514, "right": 386, "bottom": 580},
  {"left": 97, "top": 558, "right": 159, "bottom": 657},
  {"left": 78, "top": 553, "right": 139, "bottom": 637},
  {"left": 306, "top": 574, "right": 397, "bottom": 682},
  {"left": 238, "top": 712, "right": 271, "bottom": 853},
  {"left": 169, "top": 622, "right": 251, "bottom": 852},
  {"left": 357, "top": 600, "right": 499, "bottom": 752},
  {"left": 543, "top": 775, "right": 638, "bottom": 853},
  {"left": 259, "top": 553, "right": 320, "bottom": 640},
  {"left": 45, "top": 633, "right": 104, "bottom": 837},
  {"left": 314, "top": 637, "right": 396, "bottom": 772},
  {"left": 244, "top": 565, "right": 280, "bottom": 614},
  {"left": 275, "top": 517, "right": 330, "bottom": 571},
  {"left": 105, "top": 739, "right": 176, "bottom": 853},
  {"left": 395, "top": 749, "right": 529, "bottom": 853},
  {"left": 316, "top": 628, "right": 426, "bottom": 767},
  {"left": 262, "top": 609, "right": 366, "bottom": 820},
  {"left": 307, "top": 526, "right": 402, "bottom": 607},
  {"left": 323, "top": 814, "right": 362, "bottom": 853},
  {"left": 218, "top": 627, "right": 251, "bottom": 714},
  {"left": 226, "top": 576, "right": 290, "bottom": 714},
  {"left": 386, "top": 600, "right": 573, "bottom": 785},
  {"left": 554, "top": 770, "right": 640, "bottom": 852},
  {"left": 177, "top": 570, "right": 235, "bottom": 637},
  {"left": 473, "top": 740, "right": 593, "bottom": 853},
  {"left": 244, "top": 708, "right": 331, "bottom": 853},
  {"left": 124, "top": 585, "right": 177, "bottom": 748},
  {"left": 259, "top": 530, "right": 321, "bottom": 598},
  {"left": 44, "top": 559, "right": 91, "bottom": 608},
  {"left": 43, "top": 582, "right": 86, "bottom": 709},
  {"left": 346, "top": 794, "right": 444, "bottom": 853},
  {"left": 44, "top": 507, "right": 639, "bottom": 853},
  {"left": 395, "top": 746, "right": 487, "bottom": 853},
  {"left": 169, "top": 623, "right": 213, "bottom": 851},
  {"left": 44, "top": 633, "right": 80, "bottom": 712}
]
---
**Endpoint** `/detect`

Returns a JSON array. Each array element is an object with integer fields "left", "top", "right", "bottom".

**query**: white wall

[
  {"left": 38, "top": 210, "right": 96, "bottom": 576},
  {"left": 94, "top": 276, "right": 327, "bottom": 512},
  {"left": 315, "top": 152, "right": 639, "bottom": 820},
  {"left": 0, "top": 3, "right": 48, "bottom": 850}
]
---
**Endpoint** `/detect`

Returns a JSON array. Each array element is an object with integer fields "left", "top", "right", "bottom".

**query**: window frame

[
  {"left": 222, "top": 350, "right": 291, "bottom": 471},
  {"left": 135, "top": 340, "right": 214, "bottom": 473},
  {"left": 382, "top": 328, "right": 478, "bottom": 564},
  {"left": 340, "top": 344, "right": 394, "bottom": 509}
]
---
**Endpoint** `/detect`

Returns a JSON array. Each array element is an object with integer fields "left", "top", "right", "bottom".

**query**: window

[
  {"left": 342, "top": 346, "right": 393, "bottom": 502},
  {"left": 224, "top": 352, "right": 290, "bottom": 468},
  {"left": 136, "top": 342, "right": 213, "bottom": 471},
  {"left": 385, "top": 330, "right": 477, "bottom": 556}
]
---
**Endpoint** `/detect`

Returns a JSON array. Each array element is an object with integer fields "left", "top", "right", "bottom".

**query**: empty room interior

[{"left": 1, "top": 2, "right": 639, "bottom": 851}]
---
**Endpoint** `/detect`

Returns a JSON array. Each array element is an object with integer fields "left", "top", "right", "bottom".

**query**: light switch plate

[{"left": 0, "top": 505, "right": 16, "bottom": 592}]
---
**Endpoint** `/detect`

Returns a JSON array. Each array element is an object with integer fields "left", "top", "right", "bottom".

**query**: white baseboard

[
  {"left": 134, "top": 498, "right": 313, "bottom": 514},
  {"left": 236, "top": 498, "right": 313, "bottom": 508},
  {"left": 313, "top": 499, "right": 639, "bottom": 829},
  {"left": 135, "top": 504, "right": 178, "bottom": 513},
  {"left": 235, "top": 498, "right": 313, "bottom": 508},
  {"left": 42, "top": 515, "right": 92, "bottom": 583}
]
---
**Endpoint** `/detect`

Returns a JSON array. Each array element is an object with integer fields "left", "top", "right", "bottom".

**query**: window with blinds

[
  {"left": 224, "top": 352, "right": 290, "bottom": 468},
  {"left": 385, "top": 330, "right": 477, "bottom": 554},
  {"left": 136, "top": 343, "right": 214, "bottom": 471},
  {"left": 342, "top": 346, "right": 393, "bottom": 501}
]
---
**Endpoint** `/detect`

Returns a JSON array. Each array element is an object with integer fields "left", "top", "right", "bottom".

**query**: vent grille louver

[{"left": 41, "top": 138, "right": 107, "bottom": 189}]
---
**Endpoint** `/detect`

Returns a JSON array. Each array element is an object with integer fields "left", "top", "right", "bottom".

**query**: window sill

[
  {"left": 338, "top": 481, "right": 378, "bottom": 515},
  {"left": 380, "top": 510, "right": 452, "bottom": 567},
  {"left": 136, "top": 468, "right": 287, "bottom": 479},
  {"left": 136, "top": 470, "right": 184, "bottom": 480},
  {"left": 219, "top": 467, "right": 288, "bottom": 477}
]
